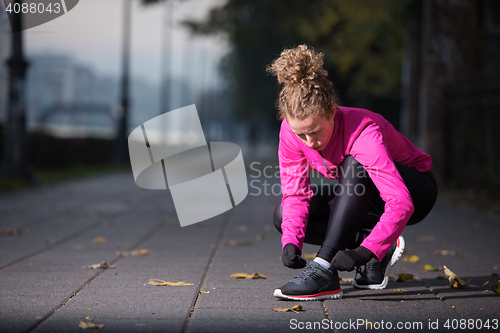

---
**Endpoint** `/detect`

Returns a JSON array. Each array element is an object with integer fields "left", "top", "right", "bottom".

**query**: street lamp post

[
  {"left": 116, "top": 0, "right": 132, "bottom": 162},
  {"left": 1, "top": 0, "right": 35, "bottom": 183}
]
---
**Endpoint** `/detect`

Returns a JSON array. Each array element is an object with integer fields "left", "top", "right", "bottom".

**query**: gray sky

[{"left": 20, "top": 0, "right": 228, "bottom": 86}]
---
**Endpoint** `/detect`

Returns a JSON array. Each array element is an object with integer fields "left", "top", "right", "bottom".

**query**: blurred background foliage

[
  {"left": 2, "top": 0, "right": 499, "bottom": 206},
  {"left": 182, "top": 0, "right": 409, "bottom": 128},
  {"left": 181, "top": 0, "right": 500, "bottom": 199}
]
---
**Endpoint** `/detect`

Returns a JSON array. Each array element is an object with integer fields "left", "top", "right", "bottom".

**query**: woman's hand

[
  {"left": 331, "top": 246, "right": 374, "bottom": 271},
  {"left": 282, "top": 243, "right": 307, "bottom": 269}
]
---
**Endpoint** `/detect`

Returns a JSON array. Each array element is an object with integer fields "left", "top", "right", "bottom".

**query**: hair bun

[{"left": 267, "top": 45, "right": 328, "bottom": 85}]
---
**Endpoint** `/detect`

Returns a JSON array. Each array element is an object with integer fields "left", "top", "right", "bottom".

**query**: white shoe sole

[
  {"left": 352, "top": 235, "right": 406, "bottom": 290},
  {"left": 273, "top": 288, "right": 343, "bottom": 301}
]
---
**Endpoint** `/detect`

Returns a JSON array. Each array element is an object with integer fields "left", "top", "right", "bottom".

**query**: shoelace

[
  {"left": 355, "top": 265, "right": 363, "bottom": 278},
  {"left": 290, "top": 263, "right": 320, "bottom": 283}
]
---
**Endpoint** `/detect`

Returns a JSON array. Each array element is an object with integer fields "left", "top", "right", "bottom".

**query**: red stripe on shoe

[{"left": 282, "top": 289, "right": 342, "bottom": 298}]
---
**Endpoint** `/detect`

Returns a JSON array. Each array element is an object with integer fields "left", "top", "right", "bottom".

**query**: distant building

[
  {"left": 26, "top": 54, "right": 118, "bottom": 126},
  {"left": 36, "top": 104, "right": 116, "bottom": 139},
  {"left": 24, "top": 53, "right": 160, "bottom": 139}
]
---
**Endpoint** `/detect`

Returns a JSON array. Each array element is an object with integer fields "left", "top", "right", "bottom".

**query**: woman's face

[{"left": 287, "top": 113, "right": 335, "bottom": 151}]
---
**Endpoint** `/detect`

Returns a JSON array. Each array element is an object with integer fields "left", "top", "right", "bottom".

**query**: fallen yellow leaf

[
  {"left": 422, "top": 264, "right": 441, "bottom": 271},
  {"left": 160, "top": 215, "right": 171, "bottom": 223},
  {"left": 230, "top": 273, "right": 249, "bottom": 279},
  {"left": 116, "top": 249, "right": 151, "bottom": 257},
  {"left": 414, "top": 235, "right": 435, "bottom": 243},
  {"left": 256, "top": 233, "right": 266, "bottom": 241},
  {"left": 0, "top": 226, "right": 27, "bottom": 236},
  {"left": 490, "top": 280, "right": 500, "bottom": 294},
  {"left": 232, "top": 225, "right": 248, "bottom": 232},
  {"left": 393, "top": 289, "right": 407, "bottom": 292},
  {"left": 89, "top": 210, "right": 103, "bottom": 218},
  {"left": 272, "top": 304, "right": 303, "bottom": 314},
  {"left": 199, "top": 290, "right": 210, "bottom": 294},
  {"left": 434, "top": 250, "right": 456, "bottom": 256},
  {"left": 403, "top": 255, "right": 420, "bottom": 263},
  {"left": 396, "top": 273, "right": 419, "bottom": 282},
  {"left": 246, "top": 272, "right": 268, "bottom": 279},
  {"left": 230, "top": 272, "right": 268, "bottom": 279},
  {"left": 148, "top": 279, "right": 193, "bottom": 286},
  {"left": 79, "top": 320, "right": 104, "bottom": 329},
  {"left": 228, "top": 240, "right": 253, "bottom": 246},
  {"left": 339, "top": 277, "right": 354, "bottom": 282},
  {"left": 302, "top": 253, "right": 317, "bottom": 260},
  {"left": 89, "top": 236, "right": 106, "bottom": 244},
  {"left": 85, "top": 309, "right": 92, "bottom": 322},
  {"left": 83, "top": 261, "right": 115, "bottom": 269},
  {"left": 443, "top": 265, "right": 471, "bottom": 288}
]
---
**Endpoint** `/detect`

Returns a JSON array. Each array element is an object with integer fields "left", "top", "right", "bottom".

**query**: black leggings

[{"left": 274, "top": 156, "right": 438, "bottom": 262}]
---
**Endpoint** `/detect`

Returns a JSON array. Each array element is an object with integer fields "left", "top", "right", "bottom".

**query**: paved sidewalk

[{"left": 0, "top": 169, "right": 499, "bottom": 333}]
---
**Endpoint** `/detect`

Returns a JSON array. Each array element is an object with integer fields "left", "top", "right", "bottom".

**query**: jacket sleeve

[
  {"left": 279, "top": 131, "right": 313, "bottom": 252},
  {"left": 349, "top": 123, "right": 414, "bottom": 261}
]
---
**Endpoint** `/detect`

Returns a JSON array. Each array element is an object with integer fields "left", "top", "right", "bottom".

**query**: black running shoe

[
  {"left": 274, "top": 261, "right": 343, "bottom": 301},
  {"left": 352, "top": 235, "right": 405, "bottom": 290}
]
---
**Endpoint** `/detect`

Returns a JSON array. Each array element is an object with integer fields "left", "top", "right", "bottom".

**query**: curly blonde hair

[{"left": 267, "top": 45, "right": 338, "bottom": 121}]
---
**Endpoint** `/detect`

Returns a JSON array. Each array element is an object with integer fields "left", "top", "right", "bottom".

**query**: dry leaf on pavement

[
  {"left": 396, "top": 273, "right": 419, "bottom": 282},
  {"left": 339, "top": 277, "right": 354, "bottom": 282},
  {"left": 199, "top": 290, "right": 210, "bottom": 294},
  {"left": 246, "top": 272, "right": 268, "bottom": 279},
  {"left": 490, "top": 280, "right": 500, "bottom": 294},
  {"left": 230, "top": 272, "right": 268, "bottom": 279},
  {"left": 228, "top": 240, "right": 253, "bottom": 246},
  {"left": 393, "top": 289, "right": 407, "bottom": 292},
  {"left": 273, "top": 304, "right": 303, "bottom": 314},
  {"left": 302, "top": 253, "right": 317, "bottom": 260},
  {"left": 83, "top": 261, "right": 115, "bottom": 269},
  {"left": 116, "top": 249, "right": 151, "bottom": 256},
  {"left": 232, "top": 225, "right": 248, "bottom": 232},
  {"left": 443, "top": 265, "right": 471, "bottom": 288},
  {"left": 85, "top": 309, "right": 93, "bottom": 322},
  {"left": 0, "top": 226, "right": 27, "bottom": 236},
  {"left": 422, "top": 264, "right": 441, "bottom": 271},
  {"left": 230, "top": 273, "right": 249, "bottom": 279},
  {"left": 148, "top": 279, "right": 193, "bottom": 286},
  {"left": 414, "top": 235, "right": 435, "bottom": 243},
  {"left": 403, "top": 255, "right": 420, "bottom": 263},
  {"left": 434, "top": 250, "right": 456, "bottom": 256},
  {"left": 89, "top": 236, "right": 106, "bottom": 244},
  {"left": 79, "top": 320, "right": 104, "bottom": 329}
]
